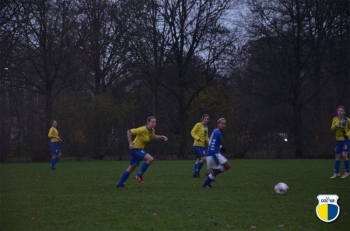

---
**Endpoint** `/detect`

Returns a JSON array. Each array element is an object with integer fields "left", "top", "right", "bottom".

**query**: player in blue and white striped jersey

[{"left": 202, "top": 118, "right": 231, "bottom": 188}]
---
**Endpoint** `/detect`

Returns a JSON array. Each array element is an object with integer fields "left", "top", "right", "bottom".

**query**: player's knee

[
  {"left": 211, "top": 170, "right": 218, "bottom": 177},
  {"left": 224, "top": 163, "right": 231, "bottom": 170},
  {"left": 146, "top": 155, "right": 154, "bottom": 163},
  {"left": 126, "top": 166, "right": 135, "bottom": 172}
]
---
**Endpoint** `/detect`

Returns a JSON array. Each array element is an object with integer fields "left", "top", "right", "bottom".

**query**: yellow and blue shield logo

[{"left": 316, "top": 195, "right": 340, "bottom": 222}]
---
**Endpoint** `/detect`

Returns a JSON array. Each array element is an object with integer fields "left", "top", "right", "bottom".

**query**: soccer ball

[{"left": 274, "top": 182, "right": 289, "bottom": 195}]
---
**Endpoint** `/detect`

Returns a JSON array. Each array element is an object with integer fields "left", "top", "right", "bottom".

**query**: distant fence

[{"left": 0, "top": 145, "right": 335, "bottom": 163}]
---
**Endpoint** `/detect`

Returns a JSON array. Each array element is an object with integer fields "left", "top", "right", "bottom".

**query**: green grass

[{"left": 0, "top": 159, "right": 349, "bottom": 231}]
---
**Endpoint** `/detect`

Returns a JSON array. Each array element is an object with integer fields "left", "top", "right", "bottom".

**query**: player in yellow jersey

[
  {"left": 330, "top": 106, "right": 350, "bottom": 179},
  {"left": 48, "top": 120, "right": 62, "bottom": 170},
  {"left": 117, "top": 116, "right": 168, "bottom": 188},
  {"left": 191, "top": 114, "right": 210, "bottom": 177}
]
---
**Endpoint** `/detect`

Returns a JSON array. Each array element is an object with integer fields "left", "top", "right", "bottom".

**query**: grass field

[{"left": 0, "top": 159, "right": 349, "bottom": 231}]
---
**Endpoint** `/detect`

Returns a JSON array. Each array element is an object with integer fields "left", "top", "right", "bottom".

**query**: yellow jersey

[
  {"left": 48, "top": 127, "right": 59, "bottom": 142},
  {"left": 191, "top": 122, "right": 209, "bottom": 147},
  {"left": 130, "top": 126, "right": 155, "bottom": 149},
  {"left": 330, "top": 116, "right": 350, "bottom": 141}
]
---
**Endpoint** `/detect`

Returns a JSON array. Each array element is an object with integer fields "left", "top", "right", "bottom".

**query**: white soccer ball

[{"left": 274, "top": 182, "right": 289, "bottom": 195}]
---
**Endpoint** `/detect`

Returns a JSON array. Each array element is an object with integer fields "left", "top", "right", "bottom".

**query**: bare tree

[
  {"left": 76, "top": 0, "right": 130, "bottom": 95},
  {"left": 243, "top": 0, "right": 349, "bottom": 157},
  {"left": 0, "top": 0, "right": 23, "bottom": 161},
  {"left": 0, "top": 0, "right": 83, "bottom": 160},
  {"left": 127, "top": 0, "right": 236, "bottom": 157},
  {"left": 75, "top": 0, "right": 132, "bottom": 158}
]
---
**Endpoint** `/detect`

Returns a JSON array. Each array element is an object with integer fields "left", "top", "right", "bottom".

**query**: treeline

[{"left": 0, "top": 0, "right": 349, "bottom": 161}]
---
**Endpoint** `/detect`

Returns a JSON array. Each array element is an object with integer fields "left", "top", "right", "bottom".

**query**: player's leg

[
  {"left": 341, "top": 151, "right": 349, "bottom": 178},
  {"left": 202, "top": 171, "right": 215, "bottom": 188},
  {"left": 55, "top": 144, "right": 61, "bottom": 164},
  {"left": 193, "top": 159, "right": 199, "bottom": 174},
  {"left": 51, "top": 154, "right": 57, "bottom": 169},
  {"left": 117, "top": 151, "right": 139, "bottom": 188},
  {"left": 202, "top": 156, "right": 219, "bottom": 188},
  {"left": 331, "top": 141, "right": 342, "bottom": 179},
  {"left": 192, "top": 147, "right": 201, "bottom": 177},
  {"left": 202, "top": 167, "right": 224, "bottom": 188},
  {"left": 136, "top": 153, "right": 154, "bottom": 184},
  {"left": 215, "top": 154, "right": 230, "bottom": 175},
  {"left": 222, "top": 161, "right": 231, "bottom": 171},
  {"left": 331, "top": 154, "right": 341, "bottom": 178},
  {"left": 212, "top": 161, "right": 231, "bottom": 177},
  {"left": 203, "top": 154, "right": 230, "bottom": 188},
  {"left": 50, "top": 142, "right": 59, "bottom": 169},
  {"left": 117, "top": 165, "right": 137, "bottom": 188},
  {"left": 56, "top": 152, "right": 61, "bottom": 163},
  {"left": 196, "top": 157, "right": 206, "bottom": 176},
  {"left": 196, "top": 148, "right": 207, "bottom": 177},
  {"left": 202, "top": 156, "right": 213, "bottom": 187},
  {"left": 193, "top": 158, "right": 200, "bottom": 177}
]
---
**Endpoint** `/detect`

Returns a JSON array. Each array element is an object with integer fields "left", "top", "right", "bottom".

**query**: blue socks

[
  {"left": 344, "top": 160, "right": 349, "bottom": 173},
  {"left": 333, "top": 159, "right": 349, "bottom": 174},
  {"left": 203, "top": 178, "right": 213, "bottom": 186},
  {"left": 118, "top": 163, "right": 151, "bottom": 186},
  {"left": 51, "top": 156, "right": 61, "bottom": 169},
  {"left": 193, "top": 162, "right": 203, "bottom": 174},
  {"left": 51, "top": 157, "right": 57, "bottom": 169},
  {"left": 203, "top": 173, "right": 215, "bottom": 186},
  {"left": 138, "top": 162, "right": 150, "bottom": 176},
  {"left": 193, "top": 163, "right": 198, "bottom": 173},
  {"left": 197, "top": 162, "right": 203, "bottom": 172},
  {"left": 334, "top": 160, "right": 340, "bottom": 173},
  {"left": 118, "top": 171, "right": 130, "bottom": 185}
]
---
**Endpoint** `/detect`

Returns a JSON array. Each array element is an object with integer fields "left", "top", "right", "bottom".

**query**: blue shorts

[
  {"left": 50, "top": 142, "right": 61, "bottom": 155},
  {"left": 129, "top": 148, "right": 147, "bottom": 166},
  {"left": 193, "top": 146, "right": 206, "bottom": 158},
  {"left": 335, "top": 140, "right": 350, "bottom": 154}
]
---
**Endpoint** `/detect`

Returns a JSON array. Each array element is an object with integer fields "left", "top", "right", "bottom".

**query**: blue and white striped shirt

[{"left": 206, "top": 129, "right": 222, "bottom": 157}]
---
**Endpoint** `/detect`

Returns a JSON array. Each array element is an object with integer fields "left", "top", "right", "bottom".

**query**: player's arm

[
  {"left": 48, "top": 128, "right": 53, "bottom": 138},
  {"left": 127, "top": 130, "right": 134, "bottom": 149},
  {"left": 330, "top": 118, "right": 338, "bottom": 131},
  {"left": 48, "top": 128, "right": 56, "bottom": 138},
  {"left": 345, "top": 119, "right": 350, "bottom": 139},
  {"left": 220, "top": 145, "right": 226, "bottom": 153},
  {"left": 155, "top": 135, "right": 168, "bottom": 141},
  {"left": 191, "top": 124, "right": 200, "bottom": 141}
]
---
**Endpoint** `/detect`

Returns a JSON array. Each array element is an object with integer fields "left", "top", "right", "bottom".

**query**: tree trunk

[
  {"left": 45, "top": 91, "right": 53, "bottom": 135},
  {"left": 294, "top": 103, "right": 304, "bottom": 158},
  {"left": 178, "top": 113, "right": 187, "bottom": 158},
  {"left": 177, "top": 91, "right": 187, "bottom": 158},
  {"left": 40, "top": 90, "right": 53, "bottom": 161}
]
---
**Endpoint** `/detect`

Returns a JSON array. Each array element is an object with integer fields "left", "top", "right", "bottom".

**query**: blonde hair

[
  {"left": 201, "top": 114, "right": 209, "bottom": 121},
  {"left": 337, "top": 106, "right": 346, "bottom": 112},
  {"left": 147, "top": 116, "right": 156, "bottom": 122}
]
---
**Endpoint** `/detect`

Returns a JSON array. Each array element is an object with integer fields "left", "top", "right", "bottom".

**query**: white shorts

[{"left": 206, "top": 153, "right": 227, "bottom": 169}]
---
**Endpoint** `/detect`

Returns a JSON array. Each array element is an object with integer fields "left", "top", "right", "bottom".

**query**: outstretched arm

[{"left": 155, "top": 135, "right": 168, "bottom": 141}]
